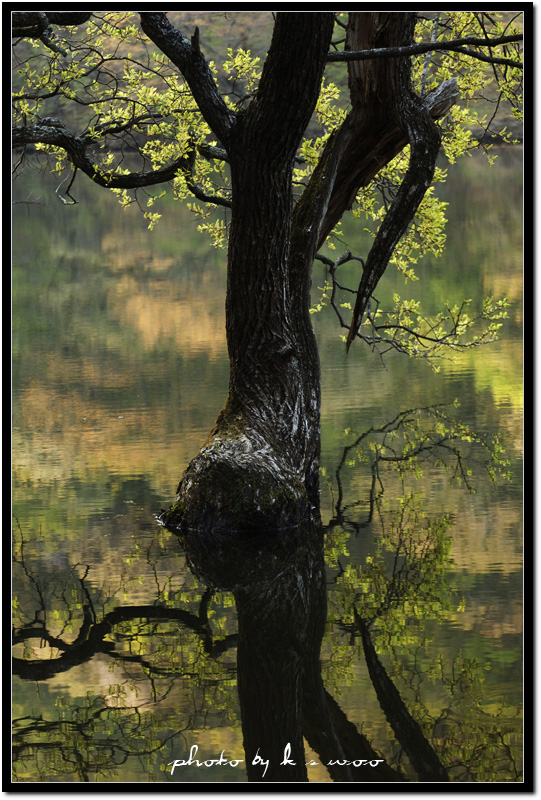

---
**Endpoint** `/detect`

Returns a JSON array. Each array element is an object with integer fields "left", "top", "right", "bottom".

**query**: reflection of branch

[
  {"left": 328, "top": 405, "right": 427, "bottom": 531},
  {"left": 356, "top": 614, "right": 449, "bottom": 782},
  {"left": 13, "top": 703, "right": 191, "bottom": 781},
  {"left": 13, "top": 604, "right": 237, "bottom": 681},
  {"left": 13, "top": 532, "right": 238, "bottom": 680},
  {"left": 327, "top": 403, "right": 505, "bottom": 531},
  {"left": 303, "top": 689, "right": 406, "bottom": 782}
]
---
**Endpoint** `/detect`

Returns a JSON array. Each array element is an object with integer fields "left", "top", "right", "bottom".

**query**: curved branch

[
  {"left": 335, "top": 18, "right": 453, "bottom": 355},
  {"left": 12, "top": 121, "right": 231, "bottom": 209},
  {"left": 315, "top": 59, "right": 458, "bottom": 247},
  {"left": 13, "top": 120, "right": 189, "bottom": 186},
  {"left": 345, "top": 111, "right": 443, "bottom": 349},
  {"left": 13, "top": 603, "right": 236, "bottom": 681},
  {"left": 184, "top": 174, "right": 232, "bottom": 208}
]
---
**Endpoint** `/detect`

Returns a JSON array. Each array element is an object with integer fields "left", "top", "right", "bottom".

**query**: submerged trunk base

[{"left": 159, "top": 433, "right": 313, "bottom": 536}]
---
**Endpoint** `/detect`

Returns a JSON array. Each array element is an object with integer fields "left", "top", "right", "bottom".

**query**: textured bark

[
  {"left": 162, "top": 12, "right": 458, "bottom": 534},
  {"left": 316, "top": 13, "right": 419, "bottom": 245},
  {"left": 164, "top": 14, "right": 335, "bottom": 533}
]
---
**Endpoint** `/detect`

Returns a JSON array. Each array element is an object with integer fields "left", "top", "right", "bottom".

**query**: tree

[{"left": 11, "top": 11, "right": 523, "bottom": 533}]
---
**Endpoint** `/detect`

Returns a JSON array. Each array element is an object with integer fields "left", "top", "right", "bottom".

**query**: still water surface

[{"left": 12, "top": 148, "right": 523, "bottom": 783}]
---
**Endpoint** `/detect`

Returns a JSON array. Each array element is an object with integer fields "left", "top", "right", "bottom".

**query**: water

[{"left": 12, "top": 148, "right": 523, "bottom": 784}]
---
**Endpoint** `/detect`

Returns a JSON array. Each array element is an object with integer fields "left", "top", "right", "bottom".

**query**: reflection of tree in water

[
  {"left": 324, "top": 403, "right": 521, "bottom": 781},
  {"left": 12, "top": 405, "right": 521, "bottom": 783},
  {"left": 12, "top": 521, "right": 240, "bottom": 782},
  {"left": 324, "top": 401, "right": 510, "bottom": 535},
  {"left": 13, "top": 694, "right": 189, "bottom": 783}
]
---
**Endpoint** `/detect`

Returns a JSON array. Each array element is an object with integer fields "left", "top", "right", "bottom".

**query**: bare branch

[
  {"left": 327, "top": 33, "right": 523, "bottom": 69},
  {"left": 449, "top": 46, "right": 523, "bottom": 68}
]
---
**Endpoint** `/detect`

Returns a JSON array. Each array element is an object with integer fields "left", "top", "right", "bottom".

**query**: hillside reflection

[{"left": 12, "top": 405, "right": 521, "bottom": 783}]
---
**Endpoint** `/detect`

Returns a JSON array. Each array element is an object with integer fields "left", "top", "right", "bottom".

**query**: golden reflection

[
  {"left": 113, "top": 276, "right": 226, "bottom": 355},
  {"left": 449, "top": 502, "right": 522, "bottom": 575}
]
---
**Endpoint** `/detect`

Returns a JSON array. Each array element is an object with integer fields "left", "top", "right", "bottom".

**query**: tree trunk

[
  {"left": 162, "top": 14, "right": 335, "bottom": 533},
  {"left": 159, "top": 12, "right": 457, "bottom": 535}
]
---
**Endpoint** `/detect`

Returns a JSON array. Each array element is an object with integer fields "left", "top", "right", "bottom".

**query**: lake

[{"left": 12, "top": 146, "right": 523, "bottom": 784}]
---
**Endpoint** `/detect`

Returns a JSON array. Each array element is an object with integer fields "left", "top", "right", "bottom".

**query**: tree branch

[
  {"left": 311, "top": 77, "right": 457, "bottom": 253},
  {"left": 345, "top": 106, "right": 443, "bottom": 349},
  {"left": 327, "top": 33, "right": 523, "bottom": 69},
  {"left": 242, "top": 12, "right": 335, "bottom": 163},
  {"left": 12, "top": 11, "right": 92, "bottom": 38},
  {"left": 138, "top": 12, "right": 236, "bottom": 147},
  {"left": 13, "top": 120, "right": 231, "bottom": 206},
  {"left": 13, "top": 120, "right": 191, "bottom": 189},
  {"left": 449, "top": 46, "right": 523, "bottom": 68}
]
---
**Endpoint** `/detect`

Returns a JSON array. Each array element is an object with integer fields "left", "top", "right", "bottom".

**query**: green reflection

[
  {"left": 12, "top": 521, "right": 243, "bottom": 783},
  {"left": 12, "top": 402, "right": 521, "bottom": 783},
  {"left": 12, "top": 149, "right": 522, "bottom": 783},
  {"left": 323, "top": 405, "right": 522, "bottom": 782}
]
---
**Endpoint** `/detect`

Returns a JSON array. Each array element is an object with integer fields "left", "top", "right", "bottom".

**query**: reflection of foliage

[
  {"left": 323, "top": 401, "right": 510, "bottom": 538},
  {"left": 338, "top": 492, "right": 456, "bottom": 648},
  {"left": 384, "top": 652, "right": 523, "bottom": 783},
  {"left": 322, "top": 404, "right": 521, "bottom": 782},
  {"left": 12, "top": 521, "right": 241, "bottom": 782},
  {"left": 13, "top": 693, "right": 190, "bottom": 783},
  {"left": 432, "top": 655, "right": 522, "bottom": 782},
  {"left": 12, "top": 402, "right": 520, "bottom": 783}
]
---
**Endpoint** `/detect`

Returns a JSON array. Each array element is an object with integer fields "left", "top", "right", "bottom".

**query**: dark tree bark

[
  {"left": 161, "top": 13, "right": 336, "bottom": 533},
  {"left": 159, "top": 11, "right": 456, "bottom": 534}
]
